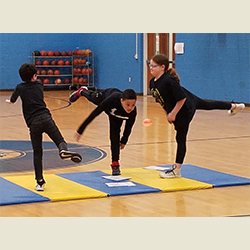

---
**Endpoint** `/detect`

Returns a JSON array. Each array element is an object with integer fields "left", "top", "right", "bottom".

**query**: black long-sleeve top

[
  {"left": 10, "top": 81, "right": 51, "bottom": 127},
  {"left": 77, "top": 92, "right": 137, "bottom": 145}
]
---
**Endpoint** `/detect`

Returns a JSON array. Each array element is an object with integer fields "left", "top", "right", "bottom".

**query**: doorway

[{"left": 143, "top": 33, "right": 175, "bottom": 95}]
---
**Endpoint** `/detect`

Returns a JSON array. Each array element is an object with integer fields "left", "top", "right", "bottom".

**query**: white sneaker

[
  {"left": 228, "top": 103, "right": 245, "bottom": 116},
  {"left": 35, "top": 184, "right": 44, "bottom": 191},
  {"left": 159, "top": 165, "right": 181, "bottom": 178}
]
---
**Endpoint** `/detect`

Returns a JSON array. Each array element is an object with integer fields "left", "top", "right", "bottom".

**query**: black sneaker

[
  {"left": 69, "top": 86, "right": 88, "bottom": 103},
  {"left": 111, "top": 161, "right": 121, "bottom": 176},
  {"left": 59, "top": 150, "right": 82, "bottom": 163}
]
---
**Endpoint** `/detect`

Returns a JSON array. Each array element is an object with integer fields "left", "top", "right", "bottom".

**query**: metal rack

[{"left": 31, "top": 51, "right": 94, "bottom": 89}]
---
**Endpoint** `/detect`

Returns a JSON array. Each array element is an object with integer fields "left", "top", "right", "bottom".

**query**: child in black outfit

[
  {"left": 6, "top": 63, "right": 82, "bottom": 191},
  {"left": 69, "top": 87, "right": 137, "bottom": 175},
  {"left": 149, "top": 54, "right": 245, "bottom": 178}
]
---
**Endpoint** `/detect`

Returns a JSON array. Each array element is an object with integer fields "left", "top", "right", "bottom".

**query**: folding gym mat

[
  {"left": 0, "top": 177, "right": 50, "bottom": 206},
  {"left": 1, "top": 165, "right": 250, "bottom": 206}
]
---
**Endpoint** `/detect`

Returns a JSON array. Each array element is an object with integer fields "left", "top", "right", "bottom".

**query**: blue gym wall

[
  {"left": 175, "top": 33, "right": 250, "bottom": 103},
  {"left": 0, "top": 33, "right": 83, "bottom": 90},
  {"left": 0, "top": 33, "right": 144, "bottom": 93}
]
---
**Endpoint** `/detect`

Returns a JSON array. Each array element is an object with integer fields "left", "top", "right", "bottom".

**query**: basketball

[
  {"left": 40, "top": 69, "right": 47, "bottom": 75},
  {"left": 142, "top": 118, "right": 152, "bottom": 127},
  {"left": 50, "top": 60, "right": 57, "bottom": 65},
  {"left": 47, "top": 69, "right": 53, "bottom": 75},
  {"left": 73, "top": 77, "right": 79, "bottom": 83},
  {"left": 55, "top": 78, "right": 62, "bottom": 84},
  {"left": 47, "top": 51, "right": 54, "bottom": 56},
  {"left": 88, "top": 68, "right": 93, "bottom": 75},
  {"left": 40, "top": 50, "right": 47, "bottom": 56},
  {"left": 61, "top": 51, "right": 67, "bottom": 56},
  {"left": 64, "top": 60, "right": 71, "bottom": 65},
  {"left": 54, "top": 70, "right": 60, "bottom": 75},
  {"left": 85, "top": 49, "right": 92, "bottom": 56},
  {"left": 57, "top": 60, "right": 64, "bottom": 66},
  {"left": 42, "top": 60, "right": 49, "bottom": 66},
  {"left": 33, "top": 50, "right": 40, "bottom": 56},
  {"left": 54, "top": 51, "right": 61, "bottom": 56},
  {"left": 35, "top": 60, "right": 42, "bottom": 66},
  {"left": 43, "top": 79, "right": 50, "bottom": 84},
  {"left": 64, "top": 78, "right": 70, "bottom": 84},
  {"left": 78, "top": 77, "right": 84, "bottom": 84}
]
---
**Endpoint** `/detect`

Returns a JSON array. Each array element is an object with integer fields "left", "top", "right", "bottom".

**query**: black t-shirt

[
  {"left": 150, "top": 73, "right": 195, "bottom": 123},
  {"left": 77, "top": 92, "right": 137, "bottom": 144},
  {"left": 10, "top": 81, "right": 51, "bottom": 127}
]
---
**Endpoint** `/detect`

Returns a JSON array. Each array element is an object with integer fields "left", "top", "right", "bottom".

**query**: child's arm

[
  {"left": 74, "top": 104, "right": 105, "bottom": 142},
  {"left": 167, "top": 98, "right": 186, "bottom": 124},
  {"left": 6, "top": 86, "right": 19, "bottom": 104},
  {"left": 120, "top": 110, "right": 136, "bottom": 148}
]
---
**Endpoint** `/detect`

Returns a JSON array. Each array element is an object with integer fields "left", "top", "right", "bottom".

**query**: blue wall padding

[
  {"left": 57, "top": 171, "right": 161, "bottom": 196},
  {"left": 0, "top": 177, "right": 50, "bottom": 206},
  {"left": 179, "top": 164, "right": 250, "bottom": 187}
]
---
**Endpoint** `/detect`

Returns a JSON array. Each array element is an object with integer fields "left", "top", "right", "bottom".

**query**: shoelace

[{"left": 164, "top": 165, "right": 176, "bottom": 175}]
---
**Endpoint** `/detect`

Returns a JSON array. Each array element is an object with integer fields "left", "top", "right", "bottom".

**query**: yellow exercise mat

[
  {"left": 4, "top": 174, "right": 107, "bottom": 201},
  {"left": 103, "top": 168, "right": 212, "bottom": 192}
]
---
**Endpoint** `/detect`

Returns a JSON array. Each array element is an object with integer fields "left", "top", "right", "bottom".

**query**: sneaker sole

[
  {"left": 159, "top": 173, "right": 181, "bottom": 178},
  {"left": 69, "top": 92, "right": 80, "bottom": 102},
  {"left": 35, "top": 186, "right": 44, "bottom": 191},
  {"left": 71, "top": 155, "right": 82, "bottom": 163},
  {"left": 60, "top": 151, "right": 82, "bottom": 163}
]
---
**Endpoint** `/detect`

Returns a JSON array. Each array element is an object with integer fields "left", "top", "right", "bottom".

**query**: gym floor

[{"left": 0, "top": 90, "right": 249, "bottom": 217}]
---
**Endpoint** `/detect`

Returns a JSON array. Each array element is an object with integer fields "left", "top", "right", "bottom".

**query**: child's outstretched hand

[
  {"left": 120, "top": 143, "right": 125, "bottom": 150},
  {"left": 5, "top": 99, "right": 12, "bottom": 104},
  {"left": 74, "top": 131, "right": 81, "bottom": 142}
]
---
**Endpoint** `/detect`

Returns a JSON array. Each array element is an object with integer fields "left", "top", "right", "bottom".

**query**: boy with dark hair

[
  {"left": 6, "top": 63, "right": 82, "bottom": 191},
  {"left": 69, "top": 87, "right": 137, "bottom": 175}
]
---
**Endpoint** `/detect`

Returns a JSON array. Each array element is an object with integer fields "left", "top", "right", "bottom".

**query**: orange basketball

[
  {"left": 54, "top": 51, "right": 61, "bottom": 56},
  {"left": 54, "top": 70, "right": 60, "bottom": 75},
  {"left": 40, "top": 50, "right": 47, "bottom": 56},
  {"left": 88, "top": 68, "right": 93, "bottom": 75},
  {"left": 47, "top": 69, "right": 53, "bottom": 75},
  {"left": 43, "top": 79, "right": 50, "bottom": 84},
  {"left": 64, "top": 60, "right": 71, "bottom": 65},
  {"left": 64, "top": 78, "right": 71, "bottom": 84},
  {"left": 40, "top": 70, "right": 47, "bottom": 75},
  {"left": 50, "top": 60, "right": 57, "bottom": 65},
  {"left": 61, "top": 51, "right": 67, "bottom": 56},
  {"left": 47, "top": 51, "right": 54, "bottom": 56},
  {"left": 42, "top": 60, "right": 49, "bottom": 66},
  {"left": 73, "top": 77, "right": 79, "bottom": 83},
  {"left": 35, "top": 60, "right": 42, "bottom": 66},
  {"left": 57, "top": 60, "right": 64, "bottom": 65}
]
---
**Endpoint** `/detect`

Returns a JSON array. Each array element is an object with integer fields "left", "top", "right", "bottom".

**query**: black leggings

[
  {"left": 174, "top": 96, "right": 231, "bottom": 164},
  {"left": 81, "top": 88, "right": 123, "bottom": 162},
  {"left": 80, "top": 88, "right": 121, "bottom": 105}
]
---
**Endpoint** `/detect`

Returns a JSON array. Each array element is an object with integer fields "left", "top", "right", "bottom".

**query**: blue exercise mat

[
  {"left": 179, "top": 164, "right": 250, "bottom": 187},
  {"left": 57, "top": 171, "right": 161, "bottom": 196},
  {"left": 0, "top": 177, "right": 50, "bottom": 206}
]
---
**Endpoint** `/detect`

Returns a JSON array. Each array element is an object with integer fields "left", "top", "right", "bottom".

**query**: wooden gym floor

[{"left": 0, "top": 90, "right": 249, "bottom": 217}]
